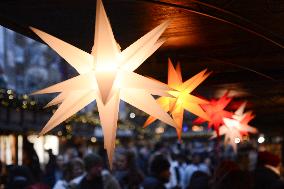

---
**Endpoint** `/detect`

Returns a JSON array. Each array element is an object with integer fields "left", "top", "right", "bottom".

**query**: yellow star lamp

[{"left": 144, "top": 59, "right": 211, "bottom": 139}]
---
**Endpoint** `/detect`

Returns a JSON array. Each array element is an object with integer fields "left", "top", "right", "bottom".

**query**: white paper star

[
  {"left": 212, "top": 102, "right": 258, "bottom": 152},
  {"left": 31, "top": 0, "right": 176, "bottom": 167}
]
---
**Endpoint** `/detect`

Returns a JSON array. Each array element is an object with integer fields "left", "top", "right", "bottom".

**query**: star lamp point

[{"left": 194, "top": 92, "right": 233, "bottom": 136}]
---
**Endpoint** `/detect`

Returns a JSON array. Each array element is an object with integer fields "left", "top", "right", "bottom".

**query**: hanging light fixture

[
  {"left": 194, "top": 92, "right": 233, "bottom": 136},
  {"left": 211, "top": 102, "right": 258, "bottom": 151},
  {"left": 31, "top": 0, "right": 176, "bottom": 167},
  {"left": 144, "top": 58, "right": 211, "bottom": 139}
]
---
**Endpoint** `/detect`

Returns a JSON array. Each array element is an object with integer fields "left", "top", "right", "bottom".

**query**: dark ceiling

[{"left": 0, "top": 0, "right": 283, "bottom": 134}]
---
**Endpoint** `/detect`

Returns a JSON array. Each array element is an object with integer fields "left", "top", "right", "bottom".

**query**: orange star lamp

[{"left": 144, "top": 59, "right": 211, "bottom": 139}]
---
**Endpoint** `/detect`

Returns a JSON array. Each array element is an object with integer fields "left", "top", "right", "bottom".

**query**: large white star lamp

[
  {"left": 30, "top": 0, "right": 177, "bottom": 167},
  {"left": 212, "top": 102, "right": 258, "bottom": 152}
]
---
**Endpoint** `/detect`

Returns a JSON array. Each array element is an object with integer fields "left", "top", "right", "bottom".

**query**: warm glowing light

[
  {"left": 258, "top": 135, "right": 265, "bottom": 144},
  {"left": 44, "top": 135, "right": 59, "bottom": 153},
  {"left": 91, "top": 137, "right": 97, "bottom": 143},
  {"left": 7, "top": 89, "right": 12, "bottom": 94},
  {"left": 234, "top": 137, "right": 240, "bottom": 144},
  {"left": 144, "top": 59, "right": 210, "bottom": 139},
  {"left": 65, "top": 125, "right": 72, "bottom": 132},
  {"left": 192, "top": 125, "right": 204, "bottom": 132},
  {"left": 28, "top": 135, "right": 59, "bottom": 164},
  {"left": 130, "top": 112, "right": 136, "bottom": 119},
  {"left": 23, "top": 94, "right": 29, "bottom": 99},
  {"left": 18, "top": 135, "right": 23, "bottom": 165},
  {"left": 31, "top": 0, "right": 175, "bottom": 168},
  {"left": 155, "top": 127, "right": 165, "bottom": 134},
  {"left": 0, "top": 135, "right": 14, "bottom": 165}
]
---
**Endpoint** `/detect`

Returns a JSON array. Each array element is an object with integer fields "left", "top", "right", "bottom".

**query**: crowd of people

[{"left": 1, "top": 139, "right": 284, "bottom": 189}]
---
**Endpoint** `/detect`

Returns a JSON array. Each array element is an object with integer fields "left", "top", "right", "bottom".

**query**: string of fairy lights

[
  {"left": 0, "top": 88, "right": 267, "bottom": 149},
  {"left": 0, "top": 88, "right": 154, "bottom": 140},
  {"left": 0, "top": 88, "right": 37, "bottom": 110}
]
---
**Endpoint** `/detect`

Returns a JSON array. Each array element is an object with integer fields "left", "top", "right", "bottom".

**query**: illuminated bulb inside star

[
  {"left": 155, "top": 127, "right": 165, "bottom": 134},
  {"left": 192, "top": 125, "right": 203, "bottom": 132},
  {"left": 258, "top": 136, "right": 265, "bottom": 143},
  {"left": 234, "top": 137, "right": 241, "bottom": 144},
  {"left": 129, "top": 112, "right": 135, "bottom": 119},
  {"left": 30, "top": 0, "right": 173, "bottom": 168},
  {"left": 94, "top": 59, "right": 119, "bottom": 71}
]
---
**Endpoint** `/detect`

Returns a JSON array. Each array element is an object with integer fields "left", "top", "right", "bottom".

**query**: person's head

[
  {"left": 150, "top": 154, "right": 170, "bottom": 183},
  {"left": 22, "top": 150, "right": 31, "bottom": 165},
  {"left": 212, "top": 160, "right": 239, "bottom": 182},
  {"left": 64, "top": 147, "right": 78, "bottom": 161},
  {"left": 70, "top": 157, "right": 84, "bottom": 178},
  {"left": 154, "top": 142, "right": 165, "bottom": 152},
  {"left": 212, "top": 169, "right": 252, "bottom": 189},
  {"left": 211, "top": 160, "right": 253, "bottom": 189},
  {"left": 187, "top": 171, "right": 209, "bottom": 189},
  {"left": 62, "top": 162, "right": 73, "bottom": 181},
  {"left": 56, "top": 155, "right": 65, "bottom": 169},
  {"left": 84, "top": 153, "right": 103, "bottom": 178},
  {"left": 192, "top": 153, "right": 201, "bottom": 165},
  {"left": 116, "top": 153, "right": 128, "bottom": 170},
  {"left": 46, "top": 149, "right": 53, "bottom": 155},
  {"left": 176, "top": 153, "right": 186, "bottom": 165},
  {"left": 46, "top": 149, "right": 56, "bottom": 163},
  {"left": 116, "top": 150, "right": 137, "bottom": 171}
]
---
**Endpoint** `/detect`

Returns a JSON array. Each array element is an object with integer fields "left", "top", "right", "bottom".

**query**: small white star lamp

[
  {"left": 212, "top": 102, "right": 258, "bottom": 152},
  {"left": 31, "top": 0, "right": 177, "bottom": 167}
]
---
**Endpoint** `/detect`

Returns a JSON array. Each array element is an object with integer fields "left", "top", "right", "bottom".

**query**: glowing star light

[
  {"left": 144, "top": 59, "right": 211, "bottom": 139},
  {"left": 194, "top": 92, "right": 233, "bottom": 136},
  {"left": 212, "top": 102, "right": 258, "bottom": 151},
  {"left": 31, "top": 0, "right": 177, "bottom": 167}
]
